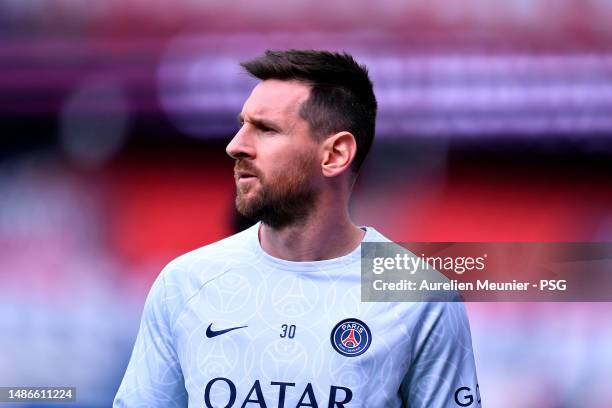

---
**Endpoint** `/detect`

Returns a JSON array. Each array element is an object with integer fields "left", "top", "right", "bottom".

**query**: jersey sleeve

[
  {"left": 113, "top": 269, "right": 188, "bottom": 408},
  {"left": 400, "top": 301, "right": 481, "bottom": 408}
]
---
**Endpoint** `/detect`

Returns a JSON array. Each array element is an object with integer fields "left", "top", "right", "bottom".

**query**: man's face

[{"left": 226, "top": 79, "right": 321, "bottom": 228}]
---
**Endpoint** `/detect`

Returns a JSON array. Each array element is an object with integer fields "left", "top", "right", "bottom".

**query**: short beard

[{"left": 234, "top": 154, "right": 318, "bottom": 229}]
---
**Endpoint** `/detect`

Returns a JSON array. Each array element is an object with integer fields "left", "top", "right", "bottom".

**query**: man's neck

[{"left": 258, "top": 211, "right": 365, "bottom": 262}]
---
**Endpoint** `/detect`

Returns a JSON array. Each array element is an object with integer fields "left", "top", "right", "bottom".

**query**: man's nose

[{"left": 226, "top": 125, "right": 255, "bottom": 159}]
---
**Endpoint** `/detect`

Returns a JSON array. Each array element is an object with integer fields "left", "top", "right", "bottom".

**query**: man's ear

[{"left": 320, "top": 131, "right": 357, "bottom": 177}]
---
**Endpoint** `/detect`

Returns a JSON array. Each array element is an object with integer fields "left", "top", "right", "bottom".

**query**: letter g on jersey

[
  {"left": 454, "top": 385, "right": 481, "bottom": 407},
  {"left": 330, "top": 318, "right": 372, "bottom": 357}
]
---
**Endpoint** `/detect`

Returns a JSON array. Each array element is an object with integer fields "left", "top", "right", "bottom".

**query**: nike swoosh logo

[{"left": 206, "top": 323, "right": 248, "bottom": 338}]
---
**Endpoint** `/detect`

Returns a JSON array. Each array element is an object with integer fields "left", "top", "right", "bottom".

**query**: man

[{"left": 114, "top": 50, "right": 480, "bottom": 407}]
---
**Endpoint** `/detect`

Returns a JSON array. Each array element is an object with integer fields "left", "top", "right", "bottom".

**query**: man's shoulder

[
  {"left": 160, "top": 223, "right": 259, "bottom": 286},
  {"left": 363, "top": 226, "right": 393, "bottom": 243}
]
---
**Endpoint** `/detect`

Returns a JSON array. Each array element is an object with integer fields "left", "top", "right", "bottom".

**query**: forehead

[{"left": 241, "top": 79, "right": 311, "bottom": 121}]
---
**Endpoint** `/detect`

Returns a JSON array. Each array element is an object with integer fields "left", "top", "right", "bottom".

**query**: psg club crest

[{"left": 330, "top": 318, "right": 372, "bottom": 357}]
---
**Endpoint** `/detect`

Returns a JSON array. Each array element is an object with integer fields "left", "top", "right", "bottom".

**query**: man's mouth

[{"left": 235, "top": 170, "right": 258, "bottom": 181}]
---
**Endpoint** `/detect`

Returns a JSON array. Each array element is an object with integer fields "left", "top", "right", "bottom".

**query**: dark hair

[{"left": 240, "top": 49, "right": 377, "bottom": 173}]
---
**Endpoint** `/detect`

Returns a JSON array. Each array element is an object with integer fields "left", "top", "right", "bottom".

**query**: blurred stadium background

[{"left": 1, "top": 1, "right": 612, "bottom": 407}]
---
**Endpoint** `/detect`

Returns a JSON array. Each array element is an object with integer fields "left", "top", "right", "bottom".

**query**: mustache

[{"left": 234, "top": 160, "right": 261, "bottom": 177}]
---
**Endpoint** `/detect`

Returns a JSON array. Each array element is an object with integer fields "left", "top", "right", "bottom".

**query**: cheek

[
  {"left": 263, "top": 159, "right": 293, "bottom": 184},
  {"left": 257, "top": 140, "right": 320, "bottom": 181},
  {"left": 284, "top": 152, "right": 319, "bottom": 183},
  {"left": 260, "top": 149, "right": 295, "bottom": 175}
]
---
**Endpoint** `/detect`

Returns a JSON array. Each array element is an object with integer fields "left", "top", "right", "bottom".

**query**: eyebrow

[{"left": 237, "top": 113, "right": 282, "bottom": 131}]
